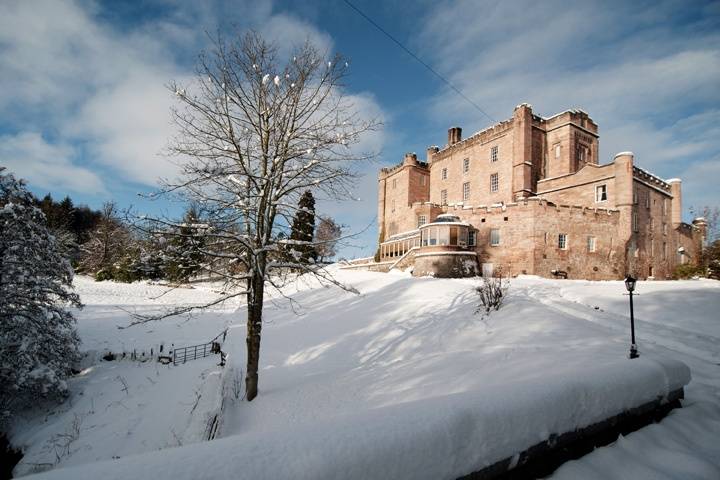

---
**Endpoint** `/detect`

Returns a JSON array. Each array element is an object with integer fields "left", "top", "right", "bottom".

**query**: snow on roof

[
  {"left": 666, "top": 178, "right": 682, "bottom": 183},
  {"left": 614, "top": 151, "right": 634, "bottom": 158}
]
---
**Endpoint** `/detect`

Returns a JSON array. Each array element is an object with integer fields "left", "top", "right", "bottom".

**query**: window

[
  {"left": 463, "top": 182, "right": 470, "bottom": 201},
  {"left": 633, "top": 190, "right": 638, "bottom": 204},
  {"left": 463, "top": 158, "right": 470, "bottom": 174},
  {"left": 663, "top": 223, "right": 668, "bottom": 235},
  {"left": 645, "top": 194, "right": 650, "bottom": 209},
  {"left": 459, "top": 228, "right": 468, "bottom": 246},
  {"left": 391, "top": 200, "right": 395, "bottom": 212},
  {"left": 468, "top": 230, "right": 476, "bottom": 246},
  {"left": 420, "top": 175, "right": 426, "bottom": 186},
  {"left": 554, "top": 144, "right": 561, "bottom": 159},
  {"left": 392, "top": 178, "right": 397, "bottom": 189},
  {"left": 558, "top": 233, "right": 568, "bottom": 250},
  {"left": 490, "top": 173, "right": 499, "bottom": 192},
  {"left": 440, "top": 189, "right": 447, "bottom": 205},
  {"left": 490, "top": 229, "right": 500, "bottom": 246},
  {"left": 595, "top": 184, "right": 607, "bottom": 202},
  {"left": 587, "top": 236, "right": 596, "bottom": 252},
  {"left": 663, "top": 242, "right": 667, "bottom": 260},
  {"left": 577, "top": 147, "right": 585, "bottom": 163},
  {"left": 490, "top": 146, "right": 499, "bottom": 162},
  {"left": 438, "top": 227, "right": 449, "bottom": 246},
  {"left": 662, "top": 199, "right": 667, "bottom": 216},
  {"left": 441, "top": 168, "right": 448, "bottom": 180},
  {"left": 417, "top": 215, "right": 427, "bottom": 228},
  {"left": 633, "top": 211, "right": 638, "bottom": 232}
]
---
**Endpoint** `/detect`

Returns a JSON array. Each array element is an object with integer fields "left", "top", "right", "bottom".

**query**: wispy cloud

[
  {"left": 412, "top": 0, "right": 720, "bottom": 215},
  {"left": 0, "top": 132, "right": 106, "bottom": 194}
]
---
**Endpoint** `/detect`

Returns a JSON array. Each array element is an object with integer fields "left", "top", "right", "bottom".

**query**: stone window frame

[
  {"left": 587, "top": 236, "right": 596, "bottom": 253},
  {"left": 595, "top": 184, "right": 608, "bottom": 203},
  {"left": 391, "top": 199, "right": 396, "bottom": 212},
  {"left": 663, "top": 241, "right": 667, "bottom": 260},
  {"left": 441, "top": 167, "right": 448, "bottom": 180},
  {"left": 490, "top": 172, "right": 499, "bottom": 193},
  {"left": 440, "top": 189, "right": 448, "bottom": 205},
  {"left": 558, "top": 233, "right": 568, "bottom": 250},
  {"left": 490, "top": 228, "right": 501, "bottom": 246},
  {"left": 462, "top": 182, "right": 470, "bottom": 201},
  {"left": 490, "top": 146, "right": 499, "bottom": 162},
  {"left": 468, "top": 230, "right": 477, "bottom": 247},
  {"left": 463, "top": 157, "right": 470, "bottom": 174},
  {"left": 417, "top": 215, "right": 427, "bottom": 228},
  {"left": 554, "top": 144, "right": 561, "bottom": 159},
  {"left": 420, "top": 175, "right": 426, "bottom": 186},
  {"left": 633, "top": 211, "right": 638, "bottom": 232},
  {"left": 392, "top": 178, "right": 397, "bottom": 189}
]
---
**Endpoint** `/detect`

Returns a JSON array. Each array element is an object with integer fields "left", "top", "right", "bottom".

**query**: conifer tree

[
  {"left": 0, "top": 168, "right": 81, "bottom": 421},
  {"left": 164, "top": 205, "right": 206, "bottom": 282},
  {"left": 289, "top": 191, "right": 318, "bottom": 265}
]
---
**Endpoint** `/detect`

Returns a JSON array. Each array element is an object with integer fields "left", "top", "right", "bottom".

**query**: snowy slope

[
  {"left": 10, "top": 278, "right": 240, "bottom": 477},
  {"left": 13, "top": 271, "right": 720, "bottom": 479}
]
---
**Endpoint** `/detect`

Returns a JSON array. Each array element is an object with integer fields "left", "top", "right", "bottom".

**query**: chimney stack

[{"left": 448, "top": 127, "right": 462, "bottom": 146}]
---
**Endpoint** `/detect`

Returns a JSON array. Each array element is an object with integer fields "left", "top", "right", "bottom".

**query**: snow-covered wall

[{"left": 26, "top": 357, "right": 689, "bottom": 480}]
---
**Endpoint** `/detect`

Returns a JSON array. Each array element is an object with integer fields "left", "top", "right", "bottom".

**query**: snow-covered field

[{"left": 11, "top": 269, "right": 720, "bottom": 479}]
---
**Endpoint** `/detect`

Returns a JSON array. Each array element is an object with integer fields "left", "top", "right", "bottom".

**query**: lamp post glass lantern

[{"left": 625, "top": 276, "right": 639, "bottom": 359}]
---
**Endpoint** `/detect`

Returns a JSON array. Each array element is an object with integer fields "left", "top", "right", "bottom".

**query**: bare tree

[
  {"left": 315, "top": 216, "right": 342, "bottom": 263},
  {"left": 136, "top": 32, "right": 378, "bottom": 401},
  {"left": 78, "top": 202, "right": 131, "bottom": 277}
]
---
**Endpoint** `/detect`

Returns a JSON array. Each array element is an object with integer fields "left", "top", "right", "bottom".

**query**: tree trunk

[{"left": 245, "top": 270, "right": 264, "bottom": 401}]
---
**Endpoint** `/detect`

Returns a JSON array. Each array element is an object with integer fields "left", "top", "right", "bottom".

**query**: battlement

[
  {"left": 409, "top": 196, "right": 619, "bottom": 216},
  {"left": 435, "top": 118, "right": 514, "bottom": 157},
  {"left": 379, "top": 152, "right": 429, "bottom": 177},
  {"left": 633, "top": 166, "right": 671, "bottom": 192}
]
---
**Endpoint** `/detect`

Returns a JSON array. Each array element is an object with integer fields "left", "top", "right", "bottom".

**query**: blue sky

[{"left": 1, "top": 0, "right": 718, "bottom": 258}]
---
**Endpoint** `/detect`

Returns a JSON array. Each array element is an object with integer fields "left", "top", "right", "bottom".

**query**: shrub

[
  {"left": 475, "top": 273, "right": 509, "bottom": 314},
  {"left": 672, "top": 264, "right": 705, "bottom": 280}
]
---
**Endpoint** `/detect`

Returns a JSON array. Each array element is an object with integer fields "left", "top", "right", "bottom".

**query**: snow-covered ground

[{"left": 11, "top": 270, "right": 720, "bottom": 479}]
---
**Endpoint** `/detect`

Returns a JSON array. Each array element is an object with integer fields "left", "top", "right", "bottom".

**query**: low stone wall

[
  {"left": 413, "top": 252, "right": 479, "bottom": 278},
  {"left": 339, "top": 261, "right": 394, "bottom": 273}
]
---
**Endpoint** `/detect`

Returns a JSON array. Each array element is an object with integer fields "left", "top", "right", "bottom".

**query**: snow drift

[{"left": 25, "top": 356, "right": 689, "bottom": 480}]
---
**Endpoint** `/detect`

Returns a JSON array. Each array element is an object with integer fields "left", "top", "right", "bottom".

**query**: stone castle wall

[{"left": 376, "top": 104, "right": 703, "bottom": 280}]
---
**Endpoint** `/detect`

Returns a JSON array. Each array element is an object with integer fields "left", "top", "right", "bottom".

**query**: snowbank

[{"left": 25, "top": 357, "right": 689, "bottom": 480}]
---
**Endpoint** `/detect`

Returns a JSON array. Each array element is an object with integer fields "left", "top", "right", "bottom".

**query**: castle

[{"left": 369, "top": 104, "right": 706, "bottom": 279}]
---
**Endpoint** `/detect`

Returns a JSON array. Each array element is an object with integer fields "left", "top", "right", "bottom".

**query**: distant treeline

[{"left": 33, "top": 194, "right": 103, "bottom": 245}]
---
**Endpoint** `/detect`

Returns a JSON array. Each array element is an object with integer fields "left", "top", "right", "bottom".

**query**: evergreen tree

[
  {"left": 288, "top": 191, "right": 318, "bottom": 265},
  {"left": 164, "top": 205, "right": 206, "bottom": 282},
  {"left": 0, "top": 168, "right": 81, "bottom": 422}
]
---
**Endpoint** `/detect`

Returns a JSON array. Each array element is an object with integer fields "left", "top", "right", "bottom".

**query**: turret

[{"left": 667, "top": 179, "right": 682, "bottom": 226}]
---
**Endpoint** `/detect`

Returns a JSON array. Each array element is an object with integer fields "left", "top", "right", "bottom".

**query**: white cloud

[
  {"left": 0, "top": 0, "right": 348, "bottom": 189},
  {"left": 0, "top": 132, "right": 106, "bottom": 194},
  {"left": 411, "top": 0, "right": 720, "bottom": 217}
]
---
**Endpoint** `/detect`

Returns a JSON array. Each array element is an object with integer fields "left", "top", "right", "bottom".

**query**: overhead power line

[{"left": 342, "top": 0, "right": 496, "bottom": 124}]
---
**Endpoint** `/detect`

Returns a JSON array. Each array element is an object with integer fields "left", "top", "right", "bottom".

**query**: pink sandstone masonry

[{"left": 374, "top": 104, "right": 704, "bottom": 280}]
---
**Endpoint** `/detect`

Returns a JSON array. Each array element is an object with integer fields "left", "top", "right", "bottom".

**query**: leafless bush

[
  {"left": 475, "top": 273, "right": 509, "bottom": 314},
  {"left": 50, "top": 413, "right": 84, "bottom": 464},
  {"left": 231, "top": 369, "right": 243, "bottom": 401},
  {"left": 115, "top": 375, "right": 129, "bottom": 395}
]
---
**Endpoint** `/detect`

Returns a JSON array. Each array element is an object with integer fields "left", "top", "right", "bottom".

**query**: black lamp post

[{"left": 624, "top": 275, "right": 639, "bottom": 359}]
